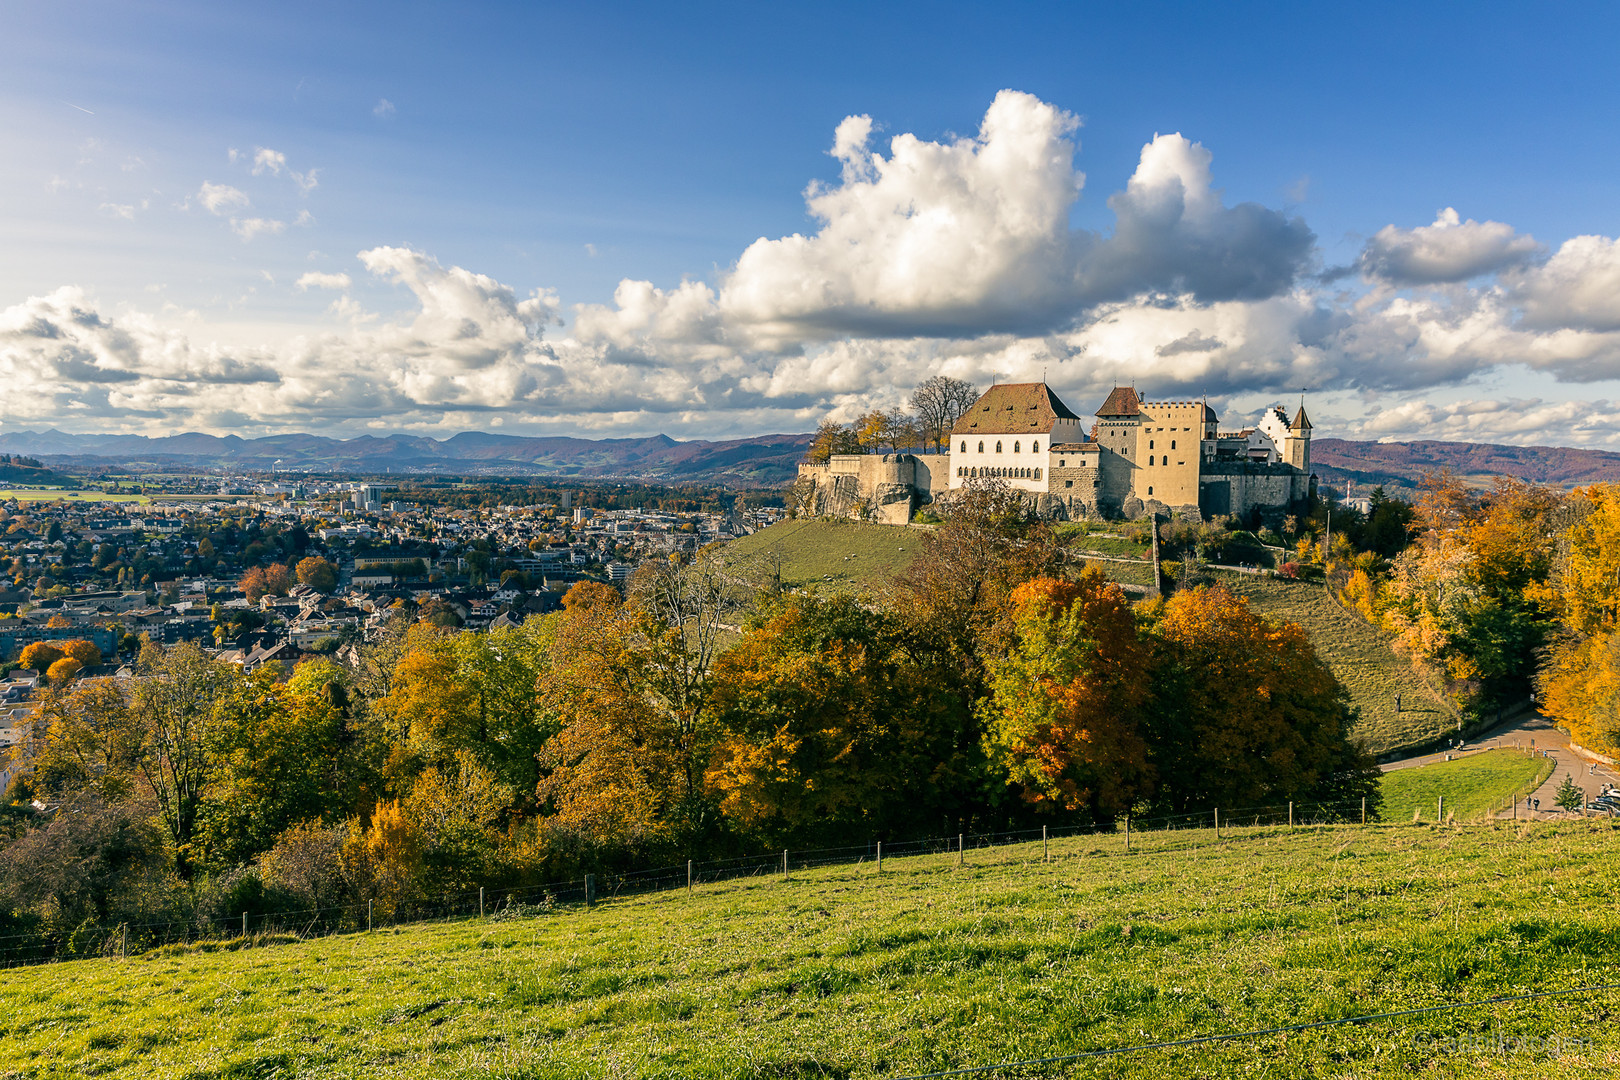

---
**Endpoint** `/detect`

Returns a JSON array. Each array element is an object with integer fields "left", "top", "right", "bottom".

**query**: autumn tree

[
  {"left": 705, "top": 594, "right": 965, "bottom": 845},
  {"left": 60, "top": 639, "right": 102, "bottom": 667},
  {"left": 981, "top": 574, "right": 1152, "bottom": 819},
  {"left": 537, "top": 583, "right": 675, "bottom": 852},
  {"left": 296, "top": 556, "right": 338, "bottom": 593},
  {"left": 45, "top": 657, "right": 82, "bottom": 684},
  {"left": 890, "top": 479, "right": 1066, "bottom": 682},
  {"left": 803, "top": 418, "right": 861, "bottom": 463},
  {"left": 1142, "top": 585, "right": 1380, "bottom": 813},
  {"left": 14, "top": 679, "right": 140, "bottom": 802},
  {"left": 18, "top": 641, "right": 64, "bottom": 672},
  {"left": 1538, "top": 484, "right": 1620, "bottom": 753}
]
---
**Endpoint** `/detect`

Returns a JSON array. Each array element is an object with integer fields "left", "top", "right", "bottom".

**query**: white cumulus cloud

[
  {"left": 296, "top": 271, "right": 352, "bottom": 291},
  {"left": 1354, "top": 207, "right": 1542, "bottom": 284},
  {"left": 198, "top": 182, "right": 249, "bottom": 215}
]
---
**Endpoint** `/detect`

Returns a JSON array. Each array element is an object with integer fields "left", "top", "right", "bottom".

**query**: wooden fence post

[
  {"left": 957, "top": 833, "right": 963, "bottom": 867},
  {"left": 783, "top": 850, "right": 789, "bottom": 880},
  {"left": 241, "top": 912, "right": 248, "bottom": 938},
  {"left": 876, "top": 842, "right": 882, "bottom": 873},
  {"left": 367, "top": 899, "right": 373, "bottom": 933},
  {"left": 1437, "top": 796, "right": 1444, "bottom": 822},
  {"left": 1214, "top": 808, "right": 1220, "bottom": 838},
  {"left": 585, "top": 874, "right": 596, "bottom": 906},
  {"left": 1288, "top": 801, "right": 1294, "bottom": 828},
  {"left": 479, "top": 887, "right": 485, "bottom": 918},
  {"left": 1125, "top": 816, "right": 1130, "bottom": 852},
  {"left": 687, "top": 860, "right": 693, "bottom": 893},
  {"left": 120, "top": 923, "right": 127, "bottom": 959},
  {"left": 1361, "top": 797, "right": 1367, "bottom": 825},
  {"left": 1042, "top": 825, "right": 1048, "bottom": 862}
]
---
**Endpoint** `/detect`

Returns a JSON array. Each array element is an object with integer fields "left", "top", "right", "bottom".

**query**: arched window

[
  {"left": 1148, "top": 486, "right": 1154, "bottom": 496},
  {"left": 960, "top": 441, "right": 967, "bottom": 453},
  {"left": 1032, "top": 441, "right": 1039, "bottom": 453},
  {"left": 1034, "top": 468, "right": 1041, "bottom": 480},
  {"left": 996, "top": 441, "right": 1003, "bottom": 453},
  {"left": 1170, "top": 440, "right": 1176, "bottom": 450},
  {"left": 1013, "top": 441, "right": 1021, "bottom": 453},
  {"left": 1149, "top": 440, "right": 1154, "bottom": 450},
  {"left": 1149, "top": 455, "right": 1156, "bottom": 466},
  {"left": 977, "top": 441, "right": 984, "bottom": 453}
]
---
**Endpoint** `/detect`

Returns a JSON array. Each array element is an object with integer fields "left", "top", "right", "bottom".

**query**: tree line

[
  {"left": 804, "top": 376, "right": 980, "bottom": 460},
  {"left": 0, "top": 484, "right": 1378, "bottom": 949}
]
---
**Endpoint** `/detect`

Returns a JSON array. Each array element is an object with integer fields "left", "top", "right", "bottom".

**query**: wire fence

[{"left": 0, "top": 796, "right": 1395, "bottom": 969}]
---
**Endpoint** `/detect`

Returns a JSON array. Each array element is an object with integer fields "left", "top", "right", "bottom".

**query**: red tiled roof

[
  {"left": 951, "top": 383, "right": 1081, "bottom": 435},
  {"left": 1095, "top": 386, "right": 1143, "bottom": 417}
]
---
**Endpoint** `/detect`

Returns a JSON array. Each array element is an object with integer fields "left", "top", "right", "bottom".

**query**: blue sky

[{"left": 5, "top": 1, "right": 1620, "bottom": 446}]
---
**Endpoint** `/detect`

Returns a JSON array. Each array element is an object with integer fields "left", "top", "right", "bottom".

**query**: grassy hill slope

[
  {"left": 1381, "top": 749, "right": 1553, "bottom": 822},
  {"left": 6, "top": 822, "right": 1618, "bottom": 1078},
  {"left": 720, "top": 518, "right": 923, "bottom": 594},
  {"left": 1208, "top": 571, "right": 1459, "bottom": 757}
]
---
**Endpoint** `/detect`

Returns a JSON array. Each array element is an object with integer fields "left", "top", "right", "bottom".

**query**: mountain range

[{"left": 1, "top": 428, "right": 1618, "bottom": 491}]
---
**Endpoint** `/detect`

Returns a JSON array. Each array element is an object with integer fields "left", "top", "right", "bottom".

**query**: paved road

[{"left": 1379, "top": 708, "right": 1620, "bottom": 819}]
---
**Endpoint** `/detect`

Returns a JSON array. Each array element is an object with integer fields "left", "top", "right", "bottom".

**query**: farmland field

[
  {"left": 1208, "top": 571, "right": 1460, "bottom": 757},
  {"left": 0, "top": 488, "right": 151, "bottom": 504},
  {"left": 3, "top": 821, "right": 1617, "bottom": 1078}
]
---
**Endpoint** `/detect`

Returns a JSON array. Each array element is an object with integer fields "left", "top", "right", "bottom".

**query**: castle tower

[{"left": 1284, "top": 400, "right": 1312, "bottom": 473}]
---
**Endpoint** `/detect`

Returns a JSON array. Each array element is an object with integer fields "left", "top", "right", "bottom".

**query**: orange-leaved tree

[
  {"left": 1143, "top": 585, "right": 1379, "bottom": 814},
  {"left": 18, "top": 641, "right": 64, "bottom": 672},
  {"left": 1539, "top": 483, "right": 1620, "bottom": 753},
  {"left": 981, "top": 572, "right": 1152, "bottom": 818}
]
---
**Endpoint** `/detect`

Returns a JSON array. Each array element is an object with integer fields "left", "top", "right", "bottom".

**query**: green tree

[{"left": 1554, "top": 773, "right": 1585, "bottom": 813}]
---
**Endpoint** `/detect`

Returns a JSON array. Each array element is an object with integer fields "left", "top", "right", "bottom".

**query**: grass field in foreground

[
  {"left": 0, "top": 488, "right": 151, "bottom": 504},
  {"left": 1209, "top": 571, "right": 1460, "bottom": 757},
  {"left": 1380, "top": 749, "right": 1554, "bottom": 821},
  {"left": 4, "top": 822, "right": 1619, "bottom": 1079}
]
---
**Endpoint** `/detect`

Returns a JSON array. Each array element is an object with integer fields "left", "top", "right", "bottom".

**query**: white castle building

[{"left": 797, "top": 381, "right": 1315, "bottom": 524}]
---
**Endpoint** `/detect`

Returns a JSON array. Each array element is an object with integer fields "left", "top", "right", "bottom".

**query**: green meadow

[{"left": 3, "top": 820, "right": 1618, "bottom": 1079}]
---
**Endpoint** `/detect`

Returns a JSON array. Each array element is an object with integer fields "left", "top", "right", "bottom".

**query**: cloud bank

[{"left": 7, "top": 91, "right": 1620, "bottom": 447}]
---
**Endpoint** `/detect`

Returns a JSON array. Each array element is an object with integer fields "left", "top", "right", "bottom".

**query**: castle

[{"left": 796, "top": 382, "right": 1315, "bottom": 524}]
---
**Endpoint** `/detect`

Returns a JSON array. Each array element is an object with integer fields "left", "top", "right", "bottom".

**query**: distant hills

[
  {"left": 1311, "top": 438, "right": 1620, "bottom": 492},
  {"left": 0, "top": 429, "right": 815, "bottom": 485},
  {"left": 1, "top": 427, "right": 1618, "bottom": 491}
]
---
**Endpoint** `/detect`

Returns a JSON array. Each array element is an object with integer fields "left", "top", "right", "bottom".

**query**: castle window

[
  {"left": 1149, "top": 455, "right": 1155, "bottom": 466},
  {"left": 1059, "top": 459, "right": 1065, "bottom": 467},
  {"left": 978, "top": 441, "right": 984, "bottom": 453},
  {"left": 1013, "top": 441, "right": 1020, "bottom": 453},
  {"left": 1032, "top": 442, "right": 1039, "bottom": 453},
  {"left": 1148, "top": 486, "right": 1153, "bottom": 496},
  {"left": 1034, "top": 468, "right": 1041, "bottom": 479},
  {"left": 996, "top": 441, "right": 1003, "bottom": 453},
  {"left": 1170, "top": 440, "right": 1176, "bottom": 450},
  {"left": 961, "top": 441, "right": 967, "bottom": 453},
  {"left": 1149, "top": 440, "right": 1154, "bottom": 449},
  {"left": 1065, "top": 480, "right": 1073, "bottom": 488}
]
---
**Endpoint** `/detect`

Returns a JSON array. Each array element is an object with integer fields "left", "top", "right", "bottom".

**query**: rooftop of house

[{"left": 953, "top": 382, "right": 1082, "bottom": 436}]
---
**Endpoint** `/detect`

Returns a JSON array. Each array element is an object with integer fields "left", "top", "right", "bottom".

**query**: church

[{"left": 796, "top": 381, "right": 1316, "bottom": 524}]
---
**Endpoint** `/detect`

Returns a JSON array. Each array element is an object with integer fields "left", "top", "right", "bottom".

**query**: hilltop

[{"left": 4, "top": 820, "right": 1615, "bottom": 1078}]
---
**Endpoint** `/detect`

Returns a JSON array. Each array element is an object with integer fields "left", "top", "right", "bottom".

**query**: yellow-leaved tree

[{"left": 1539, "top": 484, "right": 1620, "bottom": 753}]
